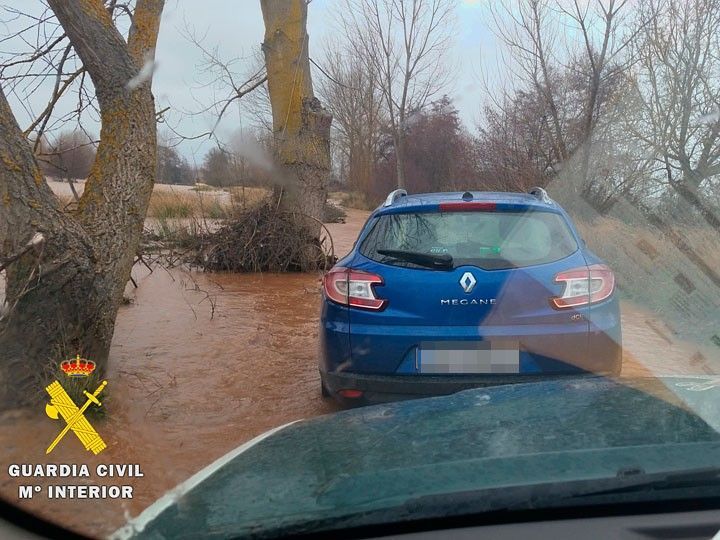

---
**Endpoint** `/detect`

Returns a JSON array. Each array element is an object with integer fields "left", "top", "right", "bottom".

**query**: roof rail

[
  {"left": 528, "top": 186, "right": 553, "bottom": 204},
  {"left": 383, "top": 188, "right": 407, "bottom": 207}
]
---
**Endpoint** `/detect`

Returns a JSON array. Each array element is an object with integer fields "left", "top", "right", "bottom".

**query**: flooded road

[
  {"left": 0, "top": 210, "right": 366, "bottom": 536},
  {"left": 0, "top": 206, "right": 716, "bottom": 537}
]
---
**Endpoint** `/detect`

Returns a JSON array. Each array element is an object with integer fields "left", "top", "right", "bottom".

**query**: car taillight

[
  {"left": 323, "top": 267, "right": 387, "bottom": 310},
  {"left": 551, "top": 264, "right": 615, "bottom": 309}
]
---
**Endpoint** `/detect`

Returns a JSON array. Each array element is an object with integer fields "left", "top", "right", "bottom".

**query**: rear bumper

[
  {"left": 320, "top": 370, "right": 616, "bottom": 407},
  {"left": 321, "top": 297, "right": 623, "bottom": 377}
]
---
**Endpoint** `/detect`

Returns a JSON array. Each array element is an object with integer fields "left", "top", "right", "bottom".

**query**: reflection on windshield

[
  {"left": 0, "top": 0, "right": 719, "bottom": 538},
  {"left": 362, "top": 210, "right": 578, "bottom": 269}
]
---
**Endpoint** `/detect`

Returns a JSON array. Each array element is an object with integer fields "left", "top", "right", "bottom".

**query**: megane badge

[{"left": 459, "top": 272, "right": 477, "bottom": 293}]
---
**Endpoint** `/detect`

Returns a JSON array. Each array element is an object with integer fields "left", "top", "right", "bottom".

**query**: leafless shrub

[
  {"left": 140, "top": 194, "right": 336, "bottom": 273},
  {"left": 187, "top": 198, "right": 336, "bottom": 272}
]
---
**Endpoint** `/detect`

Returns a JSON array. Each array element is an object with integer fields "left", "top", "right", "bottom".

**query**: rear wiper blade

[{"left": 377, "top": 248, "right": 453, "bottom": 269}]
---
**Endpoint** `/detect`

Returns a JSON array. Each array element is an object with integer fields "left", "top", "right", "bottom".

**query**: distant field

[
  {"left": 46, "top": 178, "right": 269, "bottom": 218},
  {"left": 329, "top": 190, "right": 377, "bottom": 211}
]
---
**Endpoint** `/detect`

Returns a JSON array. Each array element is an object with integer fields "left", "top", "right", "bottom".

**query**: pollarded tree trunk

[
  {"left": 260, "top": 0, "right": 332, "bottom": 234},
  {"left": 0, "top": 88, "right": 98, "bottom": 405},
  {"left": 0, "top": 0, "right": 164, "bottom": 408}
]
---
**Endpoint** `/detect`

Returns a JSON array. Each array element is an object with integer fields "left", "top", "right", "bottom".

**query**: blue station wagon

[{"left": 319, "top": 188, "right": 622, "bottom": 405}]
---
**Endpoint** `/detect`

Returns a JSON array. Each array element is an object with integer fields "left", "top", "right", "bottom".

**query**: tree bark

[
  {"left": 260, "top": 0, "right": 332, "bottom": 234},
  {"left": 394, "top": 132, "right": 407, "bottom": 189},
  {"left": 0, "top": 0, "right": 164, "bottom": 408}
]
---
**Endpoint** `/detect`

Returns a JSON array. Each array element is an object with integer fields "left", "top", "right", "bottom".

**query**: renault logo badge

[{"left": 459, "top": 272, "right": 477, "bottom": 293}]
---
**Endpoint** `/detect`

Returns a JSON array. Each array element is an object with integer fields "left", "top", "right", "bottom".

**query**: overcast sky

[{"left": 3, "top": 0, "right": 500, "bottom": 163}]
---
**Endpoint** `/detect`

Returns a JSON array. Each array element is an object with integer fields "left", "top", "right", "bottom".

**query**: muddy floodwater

[
  {"left": 0, "top": 210, "right": 366, "bottom": 535},
  {"left": 0, "top": 207, "right": 716, "bottom": 537},
  {"left": 0, "top": 267, "right": 345, "bottom": 535}
]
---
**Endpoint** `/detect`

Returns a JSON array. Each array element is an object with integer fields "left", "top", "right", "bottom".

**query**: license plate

[{"left": 419, "top": 341, "right": 520, "bottom": 374}]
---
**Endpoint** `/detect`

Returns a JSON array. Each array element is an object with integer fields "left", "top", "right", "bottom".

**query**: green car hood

[{"left": 112, "top": 376, "right": 720, "bottom": 539}]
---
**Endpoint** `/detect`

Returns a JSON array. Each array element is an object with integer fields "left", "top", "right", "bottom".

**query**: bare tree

[
  {"left": 487, "top": 0, "right": 569, "bottom": 166},
  {"left": 580, "top": 80, "right": 657, "bottom": 213},
  {"left": 485, "top": 0, "right": 636, "bottom": 200},
  {"left": 0, "top": 0, "right": 164, "bottom": 406},
  {"left": 0, "top": 2, "right": 139, "bottom": 148},
  {"left": 38, "top": 130, "right": 96, "bottom": 181},
  {"left": 632, "top": 0, "right": 720, "bottom": 212},
  {"left": 317, "top": 43, "right": 385, "bottom": 197},
  {"left": 476, "top": 90, "right": 556, "bottom": 191},
  {"left": 340, "top": 0, "right": 455, "bottom": 189},
  {"left": 176, "top": 25, "right": 268, "bottom": 145},
  {"left": 260, "top": 0, "right": 332, "bottom": 232},
  {"left": 559, "top": 0, "right": 638, "bottom": 185}
]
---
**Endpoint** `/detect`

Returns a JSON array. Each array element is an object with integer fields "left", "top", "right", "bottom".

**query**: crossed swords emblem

[{"left": 45, "top": 380, "right": 108, "bottom": 455}]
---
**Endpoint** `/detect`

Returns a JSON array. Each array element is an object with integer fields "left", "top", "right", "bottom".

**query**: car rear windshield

[{"left": 360, "top": 210, "right": 579, "bottom": 270}]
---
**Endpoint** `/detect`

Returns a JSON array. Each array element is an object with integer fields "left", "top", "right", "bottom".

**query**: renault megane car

[{"left": 319, "top": 188, "right": 622, "bottom": 406}]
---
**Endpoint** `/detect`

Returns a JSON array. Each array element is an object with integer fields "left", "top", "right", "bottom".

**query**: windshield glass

[
  {"left": 361, "top": 210, "right": 578, "bottom": 269},
  {"left": 1, "top": 0, "right": 720, "bottom": 539}
]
